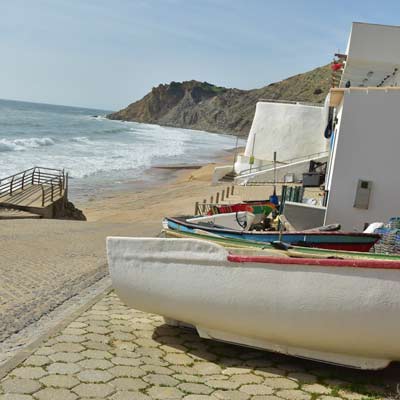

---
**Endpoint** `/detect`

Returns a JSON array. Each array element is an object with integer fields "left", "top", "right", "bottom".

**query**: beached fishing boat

[
  {"left": 164, "top": 228, "right": 400, "bottom": 261},
  {"left": 107, "top": 237, "right": 400, "bottom": 369},
  {"left": 164, "top": 216, "right": 380, "bottom": 252}
]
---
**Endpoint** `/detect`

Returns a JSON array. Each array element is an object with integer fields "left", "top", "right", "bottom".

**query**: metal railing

[
  {"left": 236, "top": 151, "right": 329, "bottom": 178},
  {"left": 0, "top": 167, "right": 67, "bottom": 207}
]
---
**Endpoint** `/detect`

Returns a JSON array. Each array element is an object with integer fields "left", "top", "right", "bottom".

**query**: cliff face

[{"left": 108, "top": 65, "right": 331, "bottom": 137}]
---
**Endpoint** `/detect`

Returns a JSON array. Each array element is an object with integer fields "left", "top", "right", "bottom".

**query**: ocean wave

[
  {"left": 0, "top": 137, "right": 55, "bottom": 152},
  {"left": 71, "top": 136, "right": 91, "bottom": 144}
]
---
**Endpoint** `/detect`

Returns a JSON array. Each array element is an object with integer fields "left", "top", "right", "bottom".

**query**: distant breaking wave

[{"left": 0, "top": 137, "right": 55, "bottom": 152}]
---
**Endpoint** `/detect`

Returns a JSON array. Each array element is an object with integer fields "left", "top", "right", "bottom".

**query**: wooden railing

[{"left": 0, "top": 167, "right": 67, "bottom": 207}]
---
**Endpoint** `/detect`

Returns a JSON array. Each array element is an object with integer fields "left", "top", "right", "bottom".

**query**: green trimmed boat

[{"left": 164, "top": 228, "right": 400, "bottom": 261}]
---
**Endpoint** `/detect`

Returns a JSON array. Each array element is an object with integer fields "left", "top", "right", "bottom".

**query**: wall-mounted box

[{"left": 353, "top": 179, "right": 372, "bottom": 209}]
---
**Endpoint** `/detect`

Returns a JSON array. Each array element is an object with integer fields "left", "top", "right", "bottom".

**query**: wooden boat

[
  {"left": 107, "top": 237, "right": 400, "bottom": 370},
  {"left": 164, "top": 216, "right": 380, "bottom": 252},
  {"left": 187, "top": 211, "right": 255, "bottom": 231},
  {"left": 164, "top": 228, "right": 400, "bottom": 261}
]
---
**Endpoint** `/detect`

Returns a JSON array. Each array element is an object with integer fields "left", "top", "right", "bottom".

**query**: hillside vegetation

[{"left": 108, "top": 65, "right": 331, "bottom": 137}]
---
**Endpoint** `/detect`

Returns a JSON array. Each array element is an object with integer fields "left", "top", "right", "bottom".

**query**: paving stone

[
  {"left": 52, "top": 343, "right": 84, "bottom": 353},
  {"left": 23, "top": 356, "right": 50, "bottom": 367},
  {"left": 322, "top": 379, "right": 349, "bottom": 388},
  {"left": 177, "top": 383, "right": 213, "bottom": 395},
  {"left": 143, "top": 374, "right": 179, "bottom": 386},
  {"left": 287, "top": 373, "right": 317, "bottom": 384},
  {"left": 277, "top": 363, "right": 305, "bottom": 373},
  {"left": 85, "top": 326, "right": 110, "bottom": 335},
  {"left": 33, "top": 388, "right": 77, "bottom": 400},
  {"left": 33, "top": 348, "right": 54, "bottom": 356},
  {"left": 230, "top": 373, "right": 264, "bottom": 385},
  {"left": 12, "top": 367, "right": 47, "bottom": 380},
  {"left": 213, "top": 390, "right": 250, "bottom": 400},
  {"left": 77, "top": 370, "right": 113, "bottom": 383},
  {"left": 84, "top": 334, "right": 110, "bottom": 343},
  {"left": 169, "top": 366, "right": 198, "bottom": 375},
  {"left": 39, "top": 375, "right": 79, "bottom": 389},
  {"left": 319, "top": 397, "right": 344, "bottom": 400},
  {"left": 111, "top": 357, "right": 142, "bottom": 366},
  {"left": 68, "top": 322, "right": 87, "bottom": 329},
  {"left": 239, "top": 384, "right": 274, "bottom": 395},
  {"left": 0, "top": 395, "right": 34, "bottom": 400},
  {"left": 138, "top": 356, "right": 169, "bottom": 367},
  {"left": 49, "top": 352, "right": 84, "bottom": 363},
  {"left": 47, "top": 363, "right": 81, "bottom": 375},
  {"left": 338, "top": 390, "right": 365, "bottom": 400},
  {"left": 135, "top": 338, "right": 160, "bottom": 347},
  {"left": 56, "top": 335, "right": 86, "bottom": 343},
  {"left": 147, "top": 386, "right": 184, "bottom": 399},
  {"left": 110, "top": 391, "right": 151, "bottom": 400},
  {"left": 110, "top": 378, "right": 148, "bottom": 391},
  {"left": 136, "top": 347, "right": 165, "bottom": 358},
  {"left": 192, "top": 362, "right": 221, "bottom": 375},
  {"left": 254, "top": 367, "right": 287, "bottom": 378},
  {"left": 251, "top": 396, "right": 282, "bottom": 400},
  {"left": 82, "top": 341, "right": 112, "bottom": 351},
  {"left": 172, "top": 374, "right": 203, "bottom": 383},
  {"left": 108, "top": 366, "right": 146, "bottom": 378},
  {"left": 205, "top": 379, "right": 240, "bottom": 390},
  {"left": 263, "top": 378, "right": 299, "bottom": 389},
  {"left": 302, "top": 384, "right": 332, "bottom": 394},
  {"left": 78, "top": 359, "right": 113, "bottom": 370},
  {"left": 222, "top": 367, "right": 252, "bottom": 375},
  {"left": 160, "top": 344, "right": 188, "bottom": 353},
  {"left": 276, "top": 389, "right": 311, "bottom": 400},
  {"left": 109, "top": 341, "right": 137, "bottom": 352},
  {"left": 1, "top": 379, "right": 41, "bottom": 395},
  {"left": 63, "top": 328, "right": 87, "bottom": 336},
  {"left": 73, "top": 383, "right": 115, "bottom": 398},
  {"left": 165, "top": 354, "right": 194, "bottom": 366},
  {"left": 81, "top": 350, "right": 112, "bottom": 359}
]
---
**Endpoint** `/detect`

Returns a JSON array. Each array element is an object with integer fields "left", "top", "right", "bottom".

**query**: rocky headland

[{"left": 108, "top": 64, "right": 331, "bottom": 137}]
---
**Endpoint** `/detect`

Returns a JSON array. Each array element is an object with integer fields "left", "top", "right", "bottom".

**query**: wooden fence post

[
  {"left": 231, "top": 185, "right": 234, "bottom": 195},
  {"left": 194, "top": 201, "right": 199, "bottom": 215},
  {"left": 226, "top": 187, "right": 230, "bottom": 198},
  {"left": 221, "top": 190, "right": 225, "bottom": 201},
  {"left": 210, "top": 196, "right": 213, "bottom": 204},
  {"left": 216, "top": 192, "right": 220, "bottom": 203},
  {"left": 202, "top": 199, "right": 206, "bottom": 213}
]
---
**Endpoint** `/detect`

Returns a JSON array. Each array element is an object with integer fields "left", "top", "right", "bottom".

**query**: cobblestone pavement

[
  {"left": 1, "top": 292, "right": 397, "bottom": 400},
  {"left": 0, "top": 219, "right": 158, "bottom": 343}
]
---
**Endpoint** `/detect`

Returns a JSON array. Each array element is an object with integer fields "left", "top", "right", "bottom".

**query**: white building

[
  {"left": 234, "top": 100, "right": 329, "bottom": 174},
  {"left": 324, "top": 22, "right": 400, "bottom": 230}
]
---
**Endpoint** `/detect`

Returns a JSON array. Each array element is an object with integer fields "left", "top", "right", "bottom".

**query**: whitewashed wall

[
  {"left": 243, "top": 102, "right": 328, "bottom": 163},
  {"left": 325, "top": 89, "right": 400, "bottom": 230},
  {"left": 341, "top": 22, "right": 400, "bottom": 87}
]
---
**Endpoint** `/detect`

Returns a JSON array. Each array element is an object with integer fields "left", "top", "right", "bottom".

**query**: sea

[{"left": 0, "top": 99, "right": 243, "bottom": 202}]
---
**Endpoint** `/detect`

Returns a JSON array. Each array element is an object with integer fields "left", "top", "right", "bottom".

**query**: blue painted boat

[{"left": 164, "top": 216, "right": 380, "bottom": 252}]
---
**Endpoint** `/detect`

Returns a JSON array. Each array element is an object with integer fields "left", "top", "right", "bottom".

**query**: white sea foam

[
  {"left": 0, "top": 137, "right": 55, "bottom": 152},
  {"left": 0, "top": 99, "right": 244, "bottom": 192}
]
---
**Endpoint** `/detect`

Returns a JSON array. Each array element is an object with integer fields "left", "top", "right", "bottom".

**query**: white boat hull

[
  {"left": 187, "top": 211, "right": 255, "bottom": 231},
  {"left": 107, "top": 237, "right": 400, "bottom": 369}
]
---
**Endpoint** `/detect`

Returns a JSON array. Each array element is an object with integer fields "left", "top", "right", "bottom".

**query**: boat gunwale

[
  {"left": 228, "top": 254, "right": 400, "bottom": 269},
  {"left": 166, "top": 217, "right": 381, "bottom": 239}
]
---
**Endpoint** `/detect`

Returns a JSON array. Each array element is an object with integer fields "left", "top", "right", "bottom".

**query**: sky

[{"left": 1, "top": 0, "right": 400, "bottom": 110}]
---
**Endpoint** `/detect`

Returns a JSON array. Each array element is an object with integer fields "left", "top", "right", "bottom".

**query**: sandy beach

[{"left": 78, "top": 153, "right": 236, "bottom": 224}]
